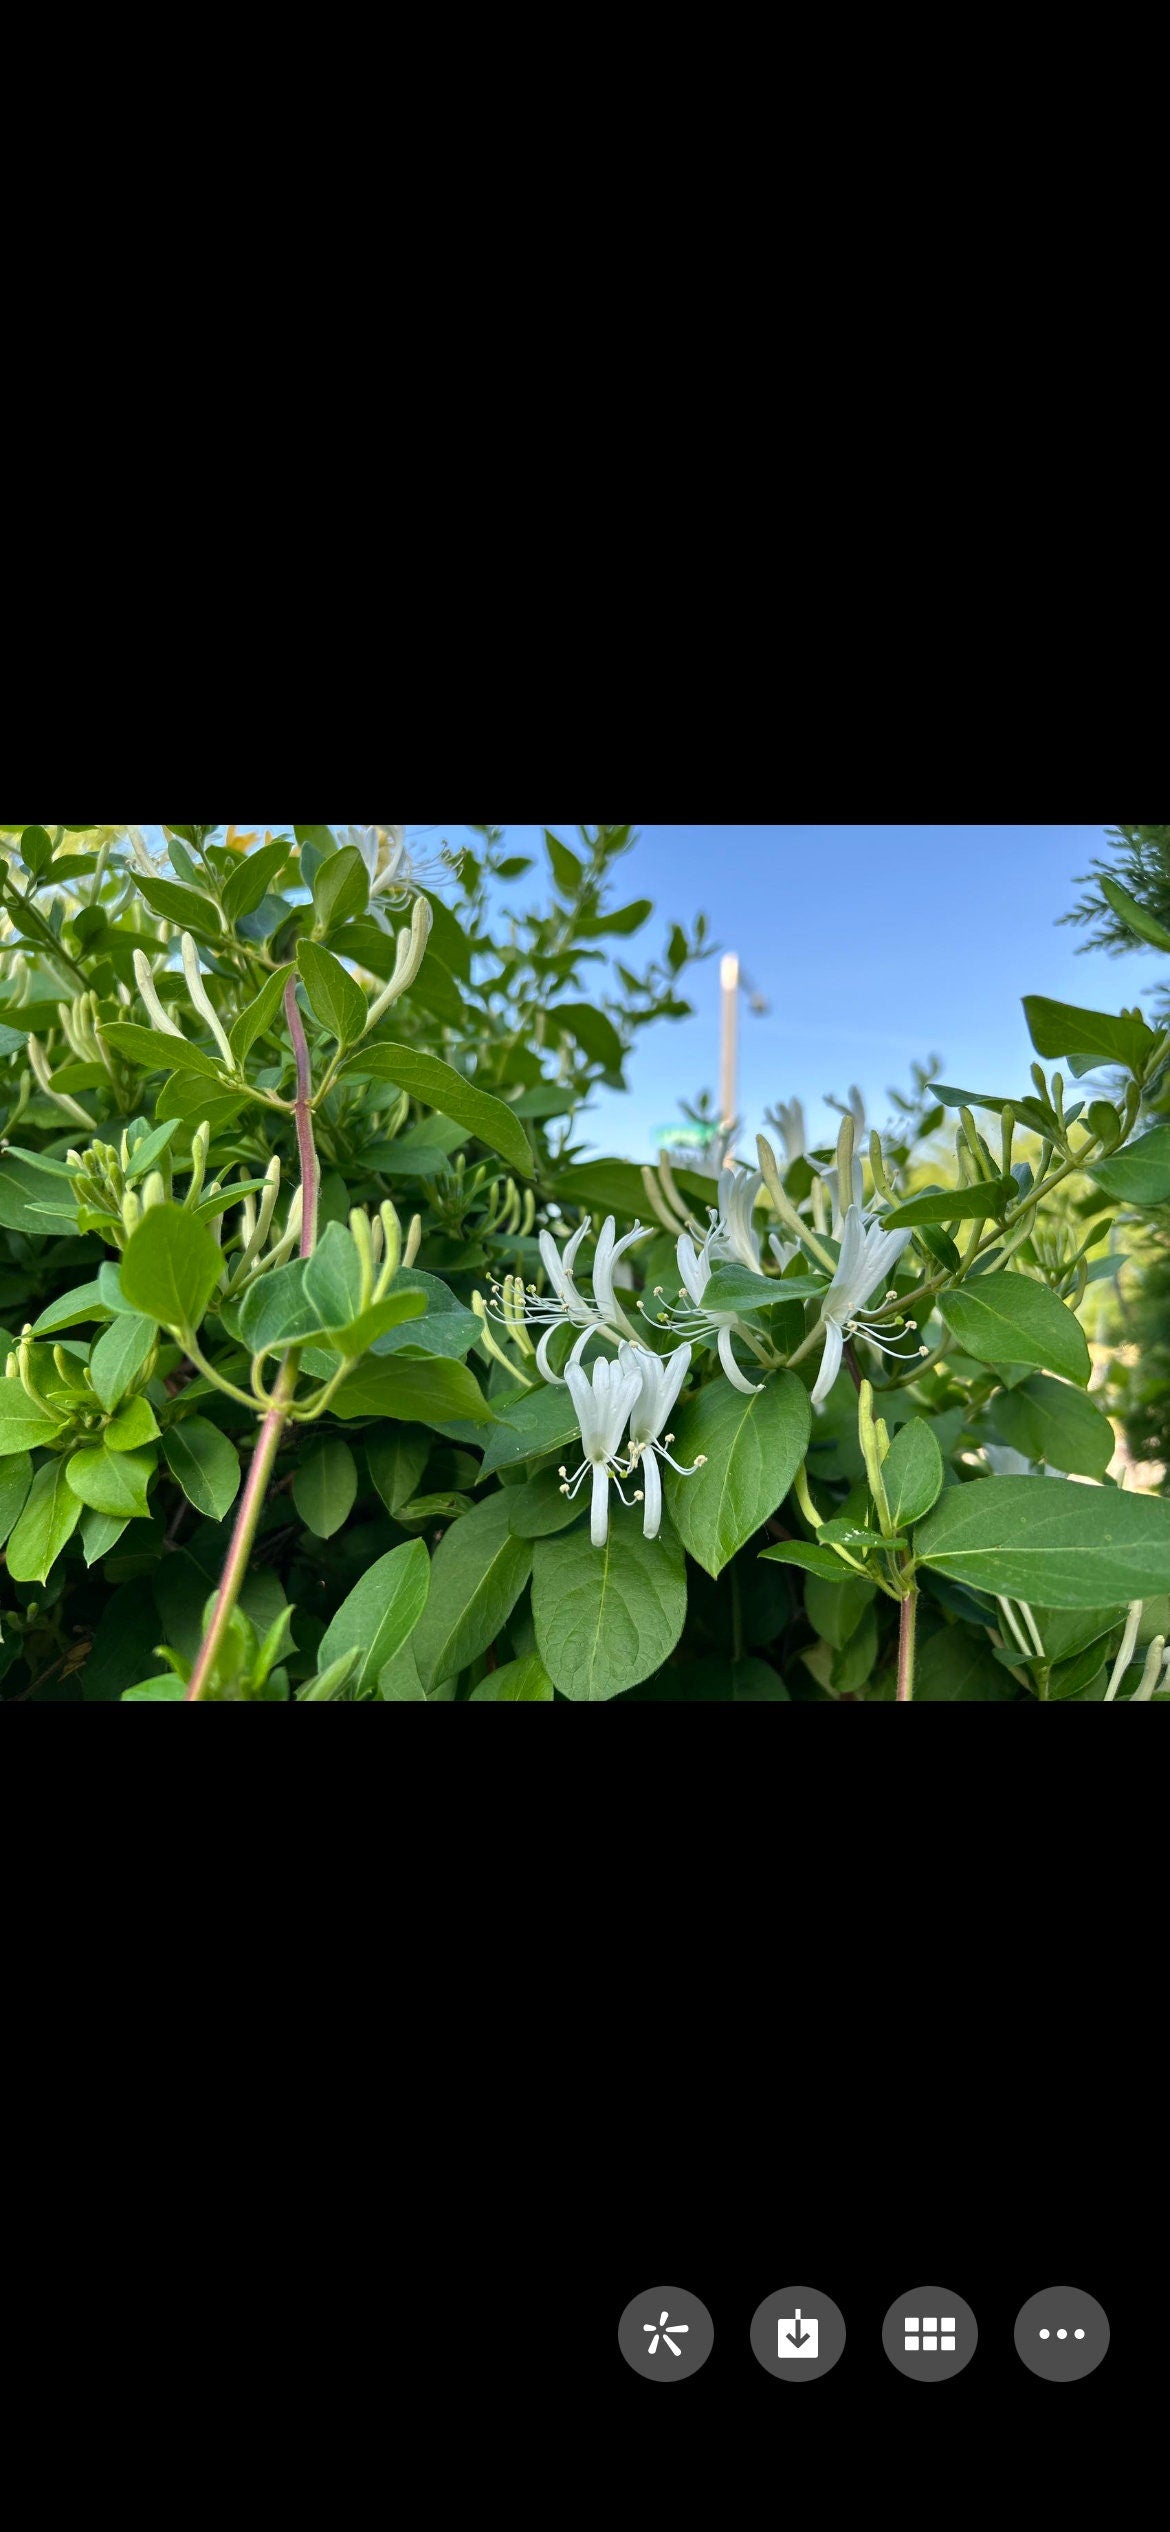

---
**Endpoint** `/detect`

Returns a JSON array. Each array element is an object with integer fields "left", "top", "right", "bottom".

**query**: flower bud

[{"left": 142, "top": 1171, "right": 166, "bottom": 1211}]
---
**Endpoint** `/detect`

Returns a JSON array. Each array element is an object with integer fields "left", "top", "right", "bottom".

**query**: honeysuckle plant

[{"left": 1, "top": 818, "right": 1168, "bottom": 1703}]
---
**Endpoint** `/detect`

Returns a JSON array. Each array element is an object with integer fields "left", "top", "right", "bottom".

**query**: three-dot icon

[{"left": 1014, "top": 2290, "right": 1108, "bottom": 2381}]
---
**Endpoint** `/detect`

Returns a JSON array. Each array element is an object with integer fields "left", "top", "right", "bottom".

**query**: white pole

[{"left": 720, "top": 953, "right": 739, "bottom": 1132}]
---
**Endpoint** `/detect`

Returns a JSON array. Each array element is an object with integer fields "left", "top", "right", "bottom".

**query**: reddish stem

[{"left": 284, "top": 974, "right": 318, "bottom": 1256}]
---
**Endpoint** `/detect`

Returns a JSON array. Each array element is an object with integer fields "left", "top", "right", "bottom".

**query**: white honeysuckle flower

[
  {"left": 559, "top": 1354, "right": 646, "bottom": 1547},
  {"left": 337, "top": 824, "right": 461, "bottom": 912},
  {"left": 767, "top": 1098, "right": 807, "bottom": 1163},
  {"left": 647, "top": 1229, "right": 762, "bottom": 1396},
  {"left": 707, "top": 1163, "right": 764, "bottom": 1271},
  {"left": 618, "top": 1342, "right": 706, "bottom": 1539},
  {"left": 489, "top": 1214, "right": 651, "bottom": 1382},
  {"left": 809, "top": 1203, "right": 918, "bottom": 1408}
]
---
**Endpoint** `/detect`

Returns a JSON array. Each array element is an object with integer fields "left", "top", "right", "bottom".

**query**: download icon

[{"left": 779, "top": 2308, "right": 819, "bottom": 2359}]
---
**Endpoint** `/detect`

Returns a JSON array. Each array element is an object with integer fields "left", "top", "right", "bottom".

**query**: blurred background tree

[{"left": 1067, "top": 822, "right": 1170, "bottom": 1479}]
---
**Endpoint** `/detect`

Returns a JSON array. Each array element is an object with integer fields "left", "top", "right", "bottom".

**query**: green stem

[
  {"left": 186, "top": 986, "right": 318, "bottom": 1701},
  {"left": 183, "top": 1359, "right": 297, "bottom": 1700}
]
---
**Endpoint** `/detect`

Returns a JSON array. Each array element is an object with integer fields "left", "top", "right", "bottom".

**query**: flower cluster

[{"left": 558, "top": 1343, "right": 706, "bottom": 1546}]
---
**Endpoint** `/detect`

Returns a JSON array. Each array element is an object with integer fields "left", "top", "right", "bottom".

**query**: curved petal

[
  {"left": 535, "top": 1321, "right": 568, "bottom": 1385},
  {"left": 717, "top": 1324, "right": 763, "bottom": 1395},
  {"left": 677, "top": 1234, "right": 709, "bottom": 1309},
  {"left": 590, "top": 1461, "right": 611, "bottom": 1548},
  {"left": 539, "top": 1229, "right": 578, "bottom": 1313},
  {"left": 810, "top": 1319, "right": 844, "bottom": 1408},
  {"left": 564, "top": 1358, "right": 597, "bottom": 1446},
  {"left": 640, "top": 1448, "right": 662, "bottom": 1540},
  {"left": 658, "top": 1341, "right": 692, "bottom": 1425}
]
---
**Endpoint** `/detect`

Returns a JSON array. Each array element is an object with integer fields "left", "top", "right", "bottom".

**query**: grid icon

[{"left": 904, "top": 2316, "right": 956, "bottom": 2353}]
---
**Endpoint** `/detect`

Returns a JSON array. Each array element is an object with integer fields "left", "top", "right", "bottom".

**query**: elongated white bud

[
  {"left": 128, "top": 826, "right": 155, "bottom": 877},
  {"left": 363, "top": 895, "right": 433, "bottom": 1032},
  {"left": 1130, "top": 1634, "right": 1168, "bottom": 1701},
  {"left": 403, "top": 1213, "right": 422, "bottom": 1268},
  {"left": 1104, "top": 1602, "right": 1143, "bottom": 1700},
  {"left": 132, "top": 949, "right": 185, "bottom": 1039},
  {"left": 180, "top": 934, "right": 236, "bottom": 1071}
]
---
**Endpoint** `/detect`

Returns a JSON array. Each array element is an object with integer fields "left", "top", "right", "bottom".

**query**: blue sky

[
  {"left": 236, "top": 823, "right": 1166, "bottom": 1161},
  {"left": 434, "top": 822, "right": 1167, "bottom": 1159}
]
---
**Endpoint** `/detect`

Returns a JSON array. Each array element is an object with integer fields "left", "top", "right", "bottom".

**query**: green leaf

[
  {"left": 883, "top": 1179, "right": 1016, "bottom": 1227},
  {"left": 412, "top": 1490, "right": 532, "bottom": 1691},
  {"left": 532, "top": 1511, "right": 687, "bottom": 1701},
  {"left": 992, "top": 1373, "right": 1115, "bottom": 1479},
  {"left": 914, "top": 1624, "right": 1021, "bottom": 1701},
  {"left": 340, "top": 1044, "right": 533, "bottom": 1177},
  {"left": 469, "top": 1655, "right": 554, "bottom": 1702},
  {"left": 0, "top": 1151, "right": 80, "bottom": 1232},
  {"left": 760, "top": 1539, "right": 869, "bottom": 1580},
  {"left": 323, "top": 1288, "right": 428, "bottom": 1360},
  {"left": 544, "top": 830, "right": 583, "bottom": 896},
  {"left": 548, "top": 1156, "right": 715, "bottom": 1223},
  {"left": 121, "top": 1677, "right": 189, "bottom": 1701},
  {"left": 1099, "top": 875, "right": 1170, "bottom": 955},
  {"left": 805, "top": 1571, "right": 875, "bottom": 1648},
  {"left": 80, "top": 1508, "right": 130, "bottom": 1566},
  {"left": 312, "top": 845, "right": 369, "bottom": 931},
  {"left": 132, "top": 874, "right": 223, "bottom": 936},
  {"left": 303, "top": 1220, "right": 363, "bottom": 1328},
  {"left": 938, "top": 1273, "right": 1090, "bottom": 1386},
  {"left": 161, "top": 1417, "right": 242, "bottom": 1521},
  {"left": 31, "top": 1281, "right": 110, "bottom": 1337},
  {"left": 916, "top": 1473, "right": 1170, "bottom": 1608},
  {"left": 221, "top": 838, "right": 290, "bottom": 921},
  {"left": 0, "top": 1451, "right": 32, "bottom": 1546},
  {"left": 420, "top": 891, "right": 473, "bottom": 981},
  {"left": 1088, "top": 1125, "right": 1170, "bottom": 1208},
  {"left": 576, "top": 899, "right": 652, "bottom": 937},
  {"left": 296, "top": 939, "right": 367, "bottom": 1045},
  {"left": 293, "top": 1439, "right": 358, "bottom": 1539},
  {"left": 663, "top": 1370, "right": 811, "bottom": 1580},
  {"left": 102, "top": 1021, "right": 225, "bottom": 1081},
  {"left": 508, "top": 1466, "right": 586, "bottom": 1538},
  {"left": 65, "top": 1442, "right": 155, "bottom": 1518},
  {"left": 0, "top": 1383, "right": 60, "bottom": 1456},
  {"left": 701, "top": 1263, "right": 827, "bottom": 1315},
  {"left": 1022, "top": 995, "right": 1158, "bottom": 1075},
  {"left": 88, "top": 1311, "right": 156, "bottom": 1409},
  {"left": 123, "top": 1119, "right": 182, "bottom": 1182},
  {"left": 365, "top": 1269, "right": 479, "bottom": 1362},
  {"left": 367, "top": 1427, "right": 430, "bottom": 1516},
  {"left": 547, "top": 1001, "right": 624, "bottom": 1071},
  {"left": 329, "top": 1354, "right": 493, "bottom": 1426},
  {"left": 5, "top": 1457, "right": 83, "bottom": 1581},
  {"left": 315, "top": 1538, "right": 431, "bottom": 1694},
  {"left": 229, "top": 963, "right": 293, "bottom": 1062},
  {"left": 120, "top": 1204, "right": 225, "bottom": 1333},
  {"left": 21, "top": 822, "right": 54, "bottom": 874},
  {"left": 238, "top": 1259, "right": 319, "bottom": 1353},
  {"left": 104, "top": 1396, "right": 160, "bottom": 1451},
  {"left": 408, "top": 953, "right": 466, "bottom": 1028},
  {"left": 477, "top": 1381, "right": 580, "bottom": 1474},
  {"left": 882, "top": 1418, "right": 944, "bottom": 1527}
]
